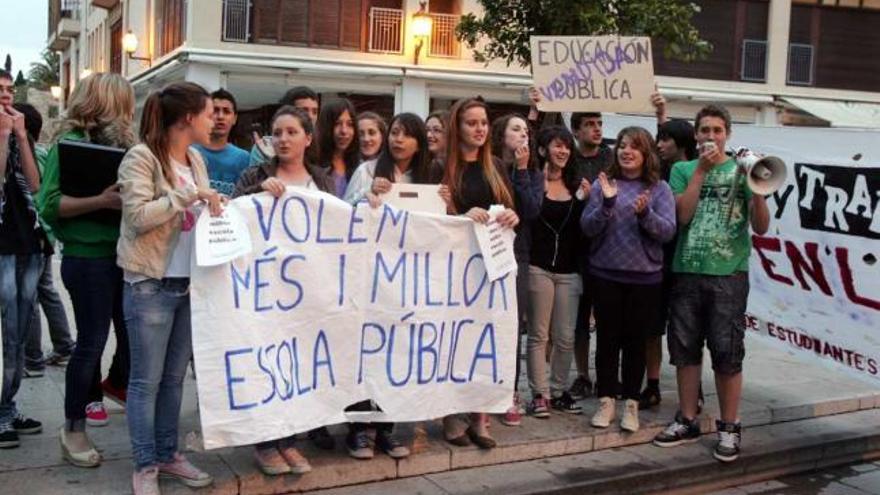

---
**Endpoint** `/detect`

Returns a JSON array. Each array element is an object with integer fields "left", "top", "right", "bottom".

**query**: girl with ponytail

[{"left": 116, "top": 82, "right": 222, "bottom": 495}]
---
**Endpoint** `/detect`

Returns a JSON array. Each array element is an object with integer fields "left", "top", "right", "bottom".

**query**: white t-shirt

[{"left": 164, "top": 161, "right": 201, "bottom": 278}]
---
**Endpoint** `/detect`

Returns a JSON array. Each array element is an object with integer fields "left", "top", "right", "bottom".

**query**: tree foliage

[
  {"left": 456, "top": 0, "right": 712, "bottom": 68},
  {"left": 27, "top": 49, "right": 60, "bottom": 90},
  {"left": 3, "top": 54, "right": 11, "bottom": 73}
]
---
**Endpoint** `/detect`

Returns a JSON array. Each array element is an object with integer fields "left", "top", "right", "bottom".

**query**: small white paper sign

[
  {"left": 473, "top": 204, "right": 517, "bottom": 281},
  {"left": 380, "top": 183, "right": 446, "bottom": 215},
  {"left": 195, "top": 205, "right": 253, "bottom": 266}
]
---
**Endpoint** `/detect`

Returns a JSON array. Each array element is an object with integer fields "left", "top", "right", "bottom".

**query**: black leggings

[{"left": 592, "top": 276, "right": 661, "bottom": 401}]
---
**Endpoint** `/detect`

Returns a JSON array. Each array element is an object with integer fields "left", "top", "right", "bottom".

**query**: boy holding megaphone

[{"left": 653, "top": 105, "right": 770, "bottom": 463}]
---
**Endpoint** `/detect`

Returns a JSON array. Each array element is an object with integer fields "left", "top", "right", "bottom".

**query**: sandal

[{"left": 60, "top": 428, "right": 101, "bottom": 468}]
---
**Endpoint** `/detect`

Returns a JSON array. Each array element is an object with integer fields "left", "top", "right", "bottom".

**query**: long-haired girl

[
  {"left": 117, "top": 82, "right": 222, "bottom": 494},
  {"left": 316, "top": 98, "right": 359, "bottom": 198},
  {"left": 40, "top": 72, "right": 137, "bottom": 468},
  {"left": 439, "top": 98, "right": 519, "bottom": 450}
]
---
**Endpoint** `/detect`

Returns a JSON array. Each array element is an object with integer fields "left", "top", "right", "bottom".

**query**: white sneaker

[
  {"left": 621, "top": 399, "right": 640, "bottom": 432},
  {"left": 132, "top": 467, "right": 160, "bottom": 495},
  {"left": 591, "top": 397, "right": 616, "bottom": 428}
]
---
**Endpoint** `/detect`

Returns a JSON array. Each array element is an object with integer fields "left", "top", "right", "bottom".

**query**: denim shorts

[{"left": 667, "top": 272, "right": 749, "bottom": 374}]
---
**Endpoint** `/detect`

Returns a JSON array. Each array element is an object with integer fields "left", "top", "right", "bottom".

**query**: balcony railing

[
  {"left": 368, "top": 7, "right": 404, "bottom": 54},
  {"left": 48, "top": 0, "right": 81, "bottom": 37},
  {"left": 428, "top": 13, "right": 460, "bottom": 58},
  {"left": 219, "top": 2, "right": 460, "bottom": 59}
]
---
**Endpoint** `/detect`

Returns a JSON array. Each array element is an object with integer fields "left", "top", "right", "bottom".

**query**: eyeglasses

[{"left": 0, "top": 85, "right": 15, "bottom": 94}]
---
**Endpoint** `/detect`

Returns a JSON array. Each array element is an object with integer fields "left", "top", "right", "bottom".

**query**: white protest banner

[
  {"left": 530, "top": 36, "right": 655, "bottom": 113},
  {"left": 195, "top": 204, "right": 253, "bottom": 266},
  {"left": 746, "top": 156, "right": 880, "bottom": 381},
  {"left": 381, "top": 183, "right": 446, "bottom": 215},
  {"left": 190, "top": 190, "right": 518, "bottom": 449},
  {"left": 473, "top": 205, "right": 517, "bottom": 282}
]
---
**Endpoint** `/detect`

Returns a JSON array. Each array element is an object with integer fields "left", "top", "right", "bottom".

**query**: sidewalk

[{"left": 2, "top": 260, "right": 879, "bottom": 493}]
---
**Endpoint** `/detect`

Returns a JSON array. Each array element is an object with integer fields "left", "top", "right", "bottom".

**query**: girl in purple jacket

[{"left": 581, "top": 126, "right": 676, "bottom": 433}]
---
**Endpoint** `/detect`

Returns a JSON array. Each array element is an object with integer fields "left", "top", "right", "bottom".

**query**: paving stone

[
  {"left": 427, "top": 458, "right": 567, "bottom": 495},
  {"left": 310, "top": 476, "right": 448, "bottom": 495}
]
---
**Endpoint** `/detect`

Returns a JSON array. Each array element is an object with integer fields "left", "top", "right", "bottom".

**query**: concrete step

[{"left": 310, "top": 408, "right": 880, "bottom": 495}]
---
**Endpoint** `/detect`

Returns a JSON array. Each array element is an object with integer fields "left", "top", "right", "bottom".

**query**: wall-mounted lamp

[
  {"left": 79, "top": 69, "right": 93, "bottom": 80},
  {"left": 123, "top": 30, "right": 151, "bottom": 66},
  {"left": 50, "top": 85, "right": 62, "bottom": 99},
  {"left": 411, "top": 2, "right": 433, "bottom": 65}
]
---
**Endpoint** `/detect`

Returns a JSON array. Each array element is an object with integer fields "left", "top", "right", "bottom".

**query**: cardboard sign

[{"left": 530, "top": 36, "right": 655, "bottom": 112}]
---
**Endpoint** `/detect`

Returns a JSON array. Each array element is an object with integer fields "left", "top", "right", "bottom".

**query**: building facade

[{"left": 47, "top": 0, "right": 880, "bottom": 129}]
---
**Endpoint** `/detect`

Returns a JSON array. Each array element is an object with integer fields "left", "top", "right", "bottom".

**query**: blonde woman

[{"left": 38, "top": 73, "right": 137, "bottom": 467}]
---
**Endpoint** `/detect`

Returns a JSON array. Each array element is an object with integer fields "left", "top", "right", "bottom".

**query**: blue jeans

[
  {"left": 0, "top": 254, "right": 42, "bottom": 426},
  {"left": 61, "top": 256, "right": 129, "bottom": 423},
  {"left": 124, "top": 277, "right": 193, "bottom": 469},
  {"left": 26, "top": 254, "right": 75, "bottom": 369}
]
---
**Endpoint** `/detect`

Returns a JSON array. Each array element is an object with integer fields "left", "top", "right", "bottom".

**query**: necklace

[{"left": 539, "top": 198, "right": 575, "bottom": 268}]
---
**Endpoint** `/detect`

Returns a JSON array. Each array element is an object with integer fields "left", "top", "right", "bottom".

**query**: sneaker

[
  {"left": 0, "top": 424, "right": 20, "bottom": 449},
  {"left": 501, "top": 394, "right": 523, "bottom": 426},
  {"left": 308, "top": 426, "right": 335, "bottom": 450},
  {"left": 13, "top": 414, "right": 42, "bottom": 434},
  {"left": 551, "top": 391, "right": 583, "bottom": 414},
  {"left": 85, "top": 402, "right": 109, "bottom": 427},
  {"left": 653, "top": 412, "right": 701, "bottom": 447},
  {"left": 568, "top": 375, "right": 593, "bottom": 401},
  {"left": 254, "top": 447, "right": 291, "bottom": 476},
  {"left": 529, "top": 395, "right": 550, "bottom": 419},
  {"left": 376, "top": 429, "right": 410, "bottom": 459},
  {"left": 132, "top": 466, "right": 160, "bottom": 495},
  {"left": 158, "top": 452, "right": 213, "bottom": 487},
  {"left": 620, "top": 399, "right": 640, "bottom": 432},
  {"left": 346, "top": 429, "right": 374, "bottom": 459},
  {"left": 44, "top": 350, "right": 71, "bottom": 366},
  {"left": 590, "top": 397, "right": 616, "bottom": 428},
  {"left": 639, "top": 387, "right": 661, "bottom": 410},
  {"left": 23, "top": 367, "right": 45, "bottom": 378},
  {"left": 714, "top": 420, "right": 742, "bottom": 463},
  {"left": 101, "top": 379, "right": 127, "bottom": 405},
  {"left": 279, "top": 445, "right": 312, "bottom": 474}
]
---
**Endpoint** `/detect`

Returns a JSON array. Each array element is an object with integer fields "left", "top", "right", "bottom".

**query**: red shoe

[
  {"left": 86, "top": 402, "right": 109, "bottom": 427},
  {"left": 101, "top": 379, "right": 127, "bottom": 405}
]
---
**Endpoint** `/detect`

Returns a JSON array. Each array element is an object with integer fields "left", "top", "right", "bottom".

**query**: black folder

[{"left": 58, "top": 139, "right": 126, "bottom": 225}]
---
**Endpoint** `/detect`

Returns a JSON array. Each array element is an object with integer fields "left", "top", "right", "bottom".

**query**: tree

[
  {"left": 14, "top": 70, "right": 26, "bottom": 86},
  {"left": 28, "top": 49, "right": 60, "bottom": 90},
  {"left": 456, "top": 0, "right": 712, "bottom": 68},
  {"left": 3, "top": 54, "right": 10, "bottom": 73}
]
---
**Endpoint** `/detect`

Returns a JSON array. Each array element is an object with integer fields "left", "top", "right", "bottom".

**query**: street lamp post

[{"left": 412, "top": 2, "right": 433, "bottom": 65}]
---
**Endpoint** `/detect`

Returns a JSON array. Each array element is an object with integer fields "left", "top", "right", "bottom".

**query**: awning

[{"left": 782, "top": 96, "right": 880, "bottom": 129}]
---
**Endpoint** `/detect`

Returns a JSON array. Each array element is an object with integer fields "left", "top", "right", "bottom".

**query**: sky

[{"left": 0, "top": 0, "right": 49, "bottom": 76}]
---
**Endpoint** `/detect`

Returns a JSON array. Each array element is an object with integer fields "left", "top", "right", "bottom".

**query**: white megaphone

[{"left": 734, "top": 147, "right": 787, "bottom": 195}]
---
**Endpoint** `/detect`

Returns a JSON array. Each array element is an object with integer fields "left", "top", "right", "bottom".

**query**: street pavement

[{"left": 713, "top": 461, "right": 880, "bottom": 494}]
